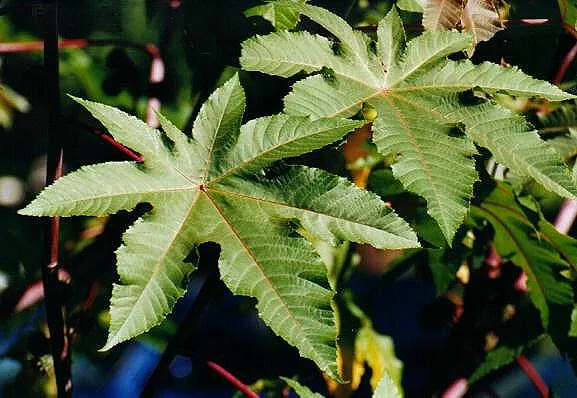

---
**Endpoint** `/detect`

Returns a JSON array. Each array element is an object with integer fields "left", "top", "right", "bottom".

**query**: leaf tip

[
  {"left": 17, "top": 199, "right": 48, "bottom": 217},
  {"left": 99, "top": 334, "right": 122, "bottom": 352},
  {"left": 17, "top": 204, "right": 36, "bottom": 216}
]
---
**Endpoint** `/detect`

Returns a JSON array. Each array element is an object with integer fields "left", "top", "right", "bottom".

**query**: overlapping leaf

[
  {"left": 423, "top": 0, "right": 504, "bottom": 50},
  {"left": 19, "top": 74, "right": 419, "bottom": 378},
  {"left": 241, "top": 1, "right": 577, "bottom": 242},
  {"left": 469, "top": 183, "right": 573, "bottom": 327}
]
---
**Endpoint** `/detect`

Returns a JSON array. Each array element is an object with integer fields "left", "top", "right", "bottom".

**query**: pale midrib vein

[
  {"left": 208, "top": 186, "right": 415, "bottom": 244},
  {"left": 391, "top": 83, "right": 547, "bottom": 96},
  {"left": 327, "top": 88, "right": 382, "bottom": 118},
  {"left": 541, "top": 234, "right": 577, "bottom": 274},
  {"left": 431, "top": 0, "right": 455, "bottom": 28},
  {"left": 382, "top": 94, "right": 451, "bottom": 224},
  {"left": 54, "top": 184, "right": 196, "bottom": 204},
  {"left": 389, "top": 41, "right": 467, "bottom": 86},
  {"left": 111, "top": 189, "right": 202, "bottom": 339},
  {"left": 210, "top": 124, "right": 355, "bottom": 185},
  {"left": 293, "top": 5, "right": 378, "bottom": 86},
  {"left": 248, "top": 42, "right": 379, "bottom": 88},
  {"left": 200, "top": 94, "right": 235, "bottom": 184},
  {"left": 203, "top": 189, "right": 318, "bottom": 355}
]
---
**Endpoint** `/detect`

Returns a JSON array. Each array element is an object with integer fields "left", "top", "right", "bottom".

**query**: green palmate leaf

[
  {"left": 241, "top": 2, "right": 577, "bottom": 242},
  {"left": 245, "top": 0, "right": 307, "bottom": 30},
  {"left": 19, "top": 74, "right": 419, "bottom": 378},
  {"left": 469, "top": 183, "right": 573, "bottom": 327}
]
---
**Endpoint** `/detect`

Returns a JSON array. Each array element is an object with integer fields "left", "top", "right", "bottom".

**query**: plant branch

[
  {"left": 0, "top": 38, "right": 154, "bottom": 55},
  {"left": 40, "top": 1, "right": 71, "bottom": 396},
  {"left": 92, "top": 129, "right": 143, "bottom": 162},
  {"left": 516, "top": 355, "right": 549, "bottom": 397},
  {"left": 553, "top": 41, "right": 577, "bottom": 85},
  {"left": 206, "top": 360, "right": 259, "bottom": 398}
]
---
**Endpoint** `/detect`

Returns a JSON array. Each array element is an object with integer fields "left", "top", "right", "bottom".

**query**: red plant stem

[
  {"left": 550, "top": 39, "right": 577, "bottom": 235},
  {"left": 92, "top": 130, "right": 143, "bottom": 162},
  {"left": 516, "top": 355, "right": 550, "bottom": 397},
  {"left": 206, "top": 361, "right": 259, "bottom": 398},
  {"left": 553, "top": 41, "right": 577, "bottom": 85},
  {"left": 40, "top": 1, "right": 71, "bottom": 396},
  {"left": 0, "top": 38, "right": 155, "bottom": 56},
  {"left": 554, "top": 199, "right": 577, "bottom": 234},
  {"left": 14, "top": 269, "right": 71, "bottom": 313}
]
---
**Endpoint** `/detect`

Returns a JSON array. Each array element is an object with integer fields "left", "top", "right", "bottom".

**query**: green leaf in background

[
  {"left": 470, "top": 183, "right": 573, "bottom": 328},
  {"left": 570, "top": 306, "right": 577, "bottom": 337},
  {"left": 241, "top": 1, "right": 576, "bottom": 243},
  {"left": 558, "top": 0, "right": 577, "bottom": 34},
  {"left": 245, "top": 0, "right": 307, "bottom": 30},
  {"left": 427, "top": 248, "right": 461, "bottom": 295},
  {"left": 537, "top": 216, "right": 577, "bottom": 275},
  {"left": 469, "top": 342, "right": 526, "bottom": 383},
  {"left": 397, "top": 0, "right": 424, "bottom": 13},
  {"left": 0, "top": 83, "right": 30, "bottom": 129},
  {"left": 538, "top": 103, "right": 577, "bottom": 164},
  {"left": 282, "top": 366, "right": 402, "bottom": 398},
  {"left": 281, "top": 377, "right": 325, "bottom": 398},
  {"left": 469, "top": 335, "right": 546, "bottom": 384},
  {"left": 353, "top": 322, "right": 403, "bottom": 393},
  {"left": 19, "top": 74, "right": 419, "bottom": 379}
]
